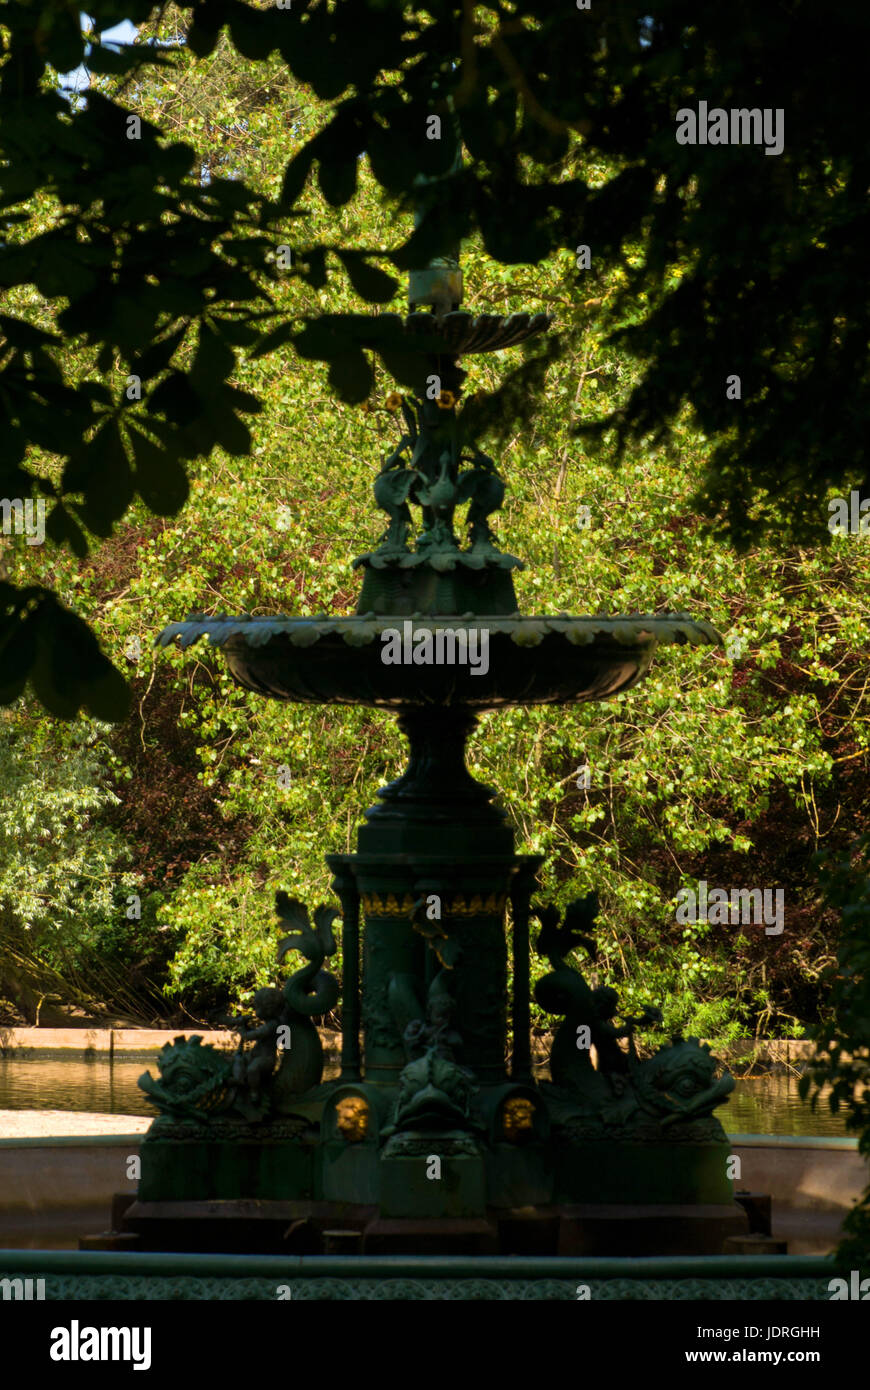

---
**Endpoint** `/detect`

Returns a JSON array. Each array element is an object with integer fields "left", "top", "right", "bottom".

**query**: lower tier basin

[{"left": 157, "top": 613, "right": 720, "bottom": 708}]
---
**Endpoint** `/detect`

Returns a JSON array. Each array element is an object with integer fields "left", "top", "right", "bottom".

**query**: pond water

[
  {"left": 724, "top": 1071, "right": 847, "bottom": 1137},
  {"left": 0, "top": 1052, "right": 339, "bottom": 1120},
  {"left": 0, "top": 1053, "right": 850, "bottom": 1136}
]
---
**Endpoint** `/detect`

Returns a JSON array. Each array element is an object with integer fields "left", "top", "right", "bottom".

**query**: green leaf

[
  {"left": 328, "top": 350, "right": 373, "bottom": 404},
  {"left": 0, "top": 315, "right": 61, "bottom": 348},
  {"left": 62, "top": 418, "right": 133, "bottom": 529},
  {"left": 300, "top": 246, "right": 327, "bottom": 290},
  {"left": 249, "top": 323, "right": 296, "bottom": 360},
  {"left": 318, "top": 158, "right": 357, "bottom": 208},
  {"left": 191, "top": 321, "right": 236, "bottom": 389},
  {"left": 187, "top": 2, "right": 227, "bottom": 58},
  {"left": 0, "top": 608, "right": 37, "bottom": 704},
  {"left": 336, "top": 250, "right": 397, "bottom": 303},
  {"left": 210, "top": 405, "right": 252, "bottom": 455},
  {"left": 222, "top": 384, "right": 262, "bottom": 415},
  {"left": 149, "top": 372, "right": 200, "bottom": 423},
  {"left": 378, "top": 345, "right": 430, "bottom": 395},
  {"left": 45, "top": 503, "right": 89, "bottom": 558},
  {"left": 227, "top": 0, "right": 279, "bottom": 60},
  {"left": 127, "top": 423, "right": 190, "bottom": 516},
  {"left": 280, "top": 147, "right": 316, "bottom": 208},
  {"left": 83, "top": 665, "right": 132, "bottom": 722},
  {"left": 294, "top": 318, "right": 352, "bottom": 360},
  {"left": 42, "top": 11, "right": 85, "bottom": 74},
  {"left": 210, "top": 315, "right": 265, "bottom": 347},
  {"left": 129, "top": 323, "right": 188, "bottom": 381},
  {"left": 85, "top": 44, "right": 173, "bottom": 77}
]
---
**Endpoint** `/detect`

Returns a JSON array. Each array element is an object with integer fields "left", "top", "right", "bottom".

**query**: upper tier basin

[{"left": 157, "top": 614, "right": 720, "bottom": 710}]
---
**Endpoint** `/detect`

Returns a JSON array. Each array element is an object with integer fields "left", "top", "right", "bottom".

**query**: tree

[
  {"left": 5, "top": 22, "right": 867, "bottom": 1044},
  {"left": 1, "top": 0, "right": 867, "bottom": 716},
  {"left": 801, "top": 837, "right": 870, "bottom": 1272},
  {"left": 0, "top": 700, "right": 153, "bottom": 1021},
  {"left": 4, "top": 1, "right": 868, "bottom": 1264}
]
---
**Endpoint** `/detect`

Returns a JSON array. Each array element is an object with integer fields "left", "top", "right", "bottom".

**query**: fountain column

[{"left": 349, "top": 707, "right": 530, "bottom": 1087}]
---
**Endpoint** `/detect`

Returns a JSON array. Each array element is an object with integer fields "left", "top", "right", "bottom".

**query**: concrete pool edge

[
  {"left": 729, "top": 1133, "right": 859, "bottom": 1149},
  {"left": 0, "top": 1130, "right": 860, "bottom": 1149},
  {"left": 0, "top": 1028, "right": 238, "bottom": 1054},
  {"left": 0, "top": 1028, "right": 820, "bottom": 1059},
  {"left": 0, "top": 1132, "right": 150, "bottom": 1148}
]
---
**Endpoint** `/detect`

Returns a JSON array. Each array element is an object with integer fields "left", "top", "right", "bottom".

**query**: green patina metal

[
  {"left": 145, "top": 144, "right": 741, "bottom": 1258},
  {"left": 0, "top": 1275, "right": 835, "bottom": 1301},
  {"left": 0, "top": 1251, "right": 836, "bottom": 1300}
]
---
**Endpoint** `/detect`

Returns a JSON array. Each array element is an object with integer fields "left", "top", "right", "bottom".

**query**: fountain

[{"left": 121, "top": 161, "right": 757, "bottom": 1258}]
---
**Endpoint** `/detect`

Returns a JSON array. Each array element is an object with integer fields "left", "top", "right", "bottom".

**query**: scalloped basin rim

[{"left": 156, "top": 613, "right": 722, "bottom": 651}]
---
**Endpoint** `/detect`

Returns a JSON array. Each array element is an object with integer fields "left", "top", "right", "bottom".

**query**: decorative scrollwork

[{"left": 26, "top": 1274, "right": 833, "bottom": 1302}]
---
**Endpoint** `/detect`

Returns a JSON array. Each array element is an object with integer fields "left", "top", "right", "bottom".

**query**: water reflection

[
  {"left": 0, "top": 1053, "right": 850, "bottom": 1136},
  {"left": 0, "top": 1051, "right": 343, "bottom": 1120},
  {"left": 0, "top": 1055, "right": 154, "bottom": 1117},
  {"left": 725, "top": 1071, "right": 846, "bottom": 1137}
]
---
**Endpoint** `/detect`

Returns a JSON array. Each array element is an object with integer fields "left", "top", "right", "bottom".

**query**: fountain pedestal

[{"left": 123, "top": 689, "right": 750, "bottom": 1255}]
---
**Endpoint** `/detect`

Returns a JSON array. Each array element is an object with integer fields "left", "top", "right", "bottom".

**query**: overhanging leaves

[{"left": 335, "top": 250, "right": 398, "bottom": 303}]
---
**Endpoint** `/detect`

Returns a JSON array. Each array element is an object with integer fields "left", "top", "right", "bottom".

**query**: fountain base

[
  {"left": 122, "top": 673, "right": 752, "bottom": 1259},
  {"left": 103, "top": 1193, "right": 754, "bottom": 1257}
]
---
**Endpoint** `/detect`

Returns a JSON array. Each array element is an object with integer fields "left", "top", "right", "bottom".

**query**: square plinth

[
  {"left": 362, "top": 1216, "right": 498, "bottom": 1255},
  {"left": 378, "top": 1154, "right": 486, "bottom": 1219},
  {"left": 557, "top": 1201, "right": 751, "bottom": 1256}
]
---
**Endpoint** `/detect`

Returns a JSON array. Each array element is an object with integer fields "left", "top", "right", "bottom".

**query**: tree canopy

[
  {"left": 1, "top": 0, "right": 867, "bottom": 716},
  {"left": 2, "top": 10, "right": 868, "bottom": 1051}
]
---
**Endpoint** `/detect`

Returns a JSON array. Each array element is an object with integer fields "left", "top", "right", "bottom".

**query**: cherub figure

[
  {"left": 224, "top": 986, "right": 287, "bottom": 1118},
  {"left": 402, "top": 968, "right": 464, "bottom": 1063}
]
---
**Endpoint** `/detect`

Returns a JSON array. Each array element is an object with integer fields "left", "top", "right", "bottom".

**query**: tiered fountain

[{"left": 124, "top": 180, "right": 752, "bottom": 1258}]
